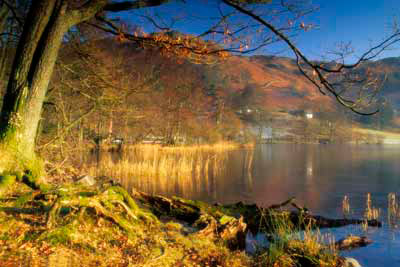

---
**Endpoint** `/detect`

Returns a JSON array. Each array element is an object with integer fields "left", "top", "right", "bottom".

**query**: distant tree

[
  {"left": 39, "top": 37, "right": 160, "bottom": 149},
  {"left": 355, "top": 98, "right": 394, "bottom": 129},
  {"left": 379, "top": 99, "right": 394, "bottom": 128}
]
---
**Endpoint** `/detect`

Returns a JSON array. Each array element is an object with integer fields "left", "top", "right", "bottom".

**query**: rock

[
  {"left": 335, "top": 235, "right": 372, "bottom": 250},
  {"left": 193, "top": 213, "right": 247, "bottom": 250},
  {"left": 343, "top": 257, "right": 362, "bottom": 267},
  {"left": 195, "top": 214, "right": 219, "bottom": 238},
  {"left": 220, "top": 216, "right": 247, "bottom": 250},
  {"left": 76, "top": 175, "right": 96, "bottom": 186}
]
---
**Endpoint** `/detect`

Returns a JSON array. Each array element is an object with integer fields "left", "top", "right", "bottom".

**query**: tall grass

[
  {"left": 364, "top": 193, "right": 380, "bottom": 221},
  {"left": 85, "top": 143, "right": 253, "bottom": 198},
  {"left": 341, "top": 193, "right": 394, "bottom": 231},
  {"left": 254, "top": 210, "right": 339, "bottom": 266},
  {"left": 342, "top": 195, "right": 350, "bottom": 218},
  {"left": 388, "top": 192, "right": 400, "bottom": 228}
]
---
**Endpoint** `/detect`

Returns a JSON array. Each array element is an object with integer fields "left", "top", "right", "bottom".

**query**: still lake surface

[{"left": 95, "top": 144, "right": 400, "bottom": 266}]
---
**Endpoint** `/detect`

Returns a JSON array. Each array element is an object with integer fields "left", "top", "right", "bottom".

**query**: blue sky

[
  {"left": 293, "top": 0, "right": 400, "bottom": 61},
  {"left": 120, "top": 0, "right": 400, "bottom": 62}
]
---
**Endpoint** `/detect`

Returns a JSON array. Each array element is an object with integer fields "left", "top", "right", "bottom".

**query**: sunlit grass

[{"left": 254, "top": 210, "right": 339, "bottom": 267}]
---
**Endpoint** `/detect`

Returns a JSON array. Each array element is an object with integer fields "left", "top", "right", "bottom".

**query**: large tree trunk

[
  {"left": 0, "top": 3, "right": 9, "bottom": 33},
  {"left": 0, "top": 0, "right": 69, "bottom": 155},
  {"left": 0, "top": 3, "right": 10, "bottom": 93}
]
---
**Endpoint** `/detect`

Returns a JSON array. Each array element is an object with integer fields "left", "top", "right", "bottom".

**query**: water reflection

[
  {"left": 84, "top": 144, "right": 400, "bottom": 213},
  {"left": 84, "top": 144, "right": 400, "bottom": 267},
  {"left": 84, "top": 145, "right": 255, "bottom": 203}
]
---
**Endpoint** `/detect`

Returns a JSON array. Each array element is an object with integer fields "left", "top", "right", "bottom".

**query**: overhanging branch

[
  {"left": 104, "top": 0, "right": 173, "bottom": 12},
  {"left": 222, "top": 0, "right": 388, "bottom": 115}
]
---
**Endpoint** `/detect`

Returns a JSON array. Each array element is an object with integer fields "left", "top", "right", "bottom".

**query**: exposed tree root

[
  {"left": 222, "top": 200, "right": 381, "bottom": 234},
  {"left": 132, "top": 191, "right": 248, "bottom": 249},
  {"left": 0, "top": 181, "right": 252, "bottom": 267},
  {"left": 134, "top": 192, "right": 381, "bottom": 238},
  {"left": 0, "top": 176, "right": 157, "bottom": 238},
  {"left": 44, "top": 183, "right": 157, "bottom": 232}
]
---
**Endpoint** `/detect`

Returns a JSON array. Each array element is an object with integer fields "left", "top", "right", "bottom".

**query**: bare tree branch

[
  {"left": 138, "top": 14, "right": 171, "bottom": 31},
  {"left": 104, "top": 0, "right": 173, "bottom": 12},
  {"left": 222, "top": 0, "right": 393, "bottom": 115},
  {"left": 2, "top": 0, "right": 24, "bottom": 29}
]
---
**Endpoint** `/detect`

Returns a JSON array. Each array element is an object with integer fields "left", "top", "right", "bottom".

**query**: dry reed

[
  {"left": 85, "top": 143, "right": 254, "bottom": 198},
  {"left": 342, "top": 195, "right": 350, "bottom": 217},
  {"left": 364, "top": 193, "right": 380, "bottom": 221}
]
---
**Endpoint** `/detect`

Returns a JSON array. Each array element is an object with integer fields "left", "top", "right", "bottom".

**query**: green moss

[
  {"left": 15, "top": 191, "right": 38, "bottom": 208},
  {"left": 0, "top": 143, "right": 46, "bottom": 190},
  {"left": 22, "top": 230, "right": 41, "bottom": 242},
  {"left": 0, "top": 232, "right": 10, "bottom": 241},
  {"left": 43, "top": 225, "right": 75, "bottom": 245},
  {"left": 0, "top": 174, "right": 16, "bottom": 195},
  {"left": 219, "top": 215, "right": 235, "bottom": 225},
  {"left": 24, "top": 155, "right": 45, "bottom": 179}
]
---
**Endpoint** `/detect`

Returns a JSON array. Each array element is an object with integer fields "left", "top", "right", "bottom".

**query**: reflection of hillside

[{"left": 250, "top": 145, "right": 323, "bottom": 210}]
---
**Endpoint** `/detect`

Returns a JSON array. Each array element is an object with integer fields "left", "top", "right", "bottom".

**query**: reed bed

[
  {"left": 339, "top": 193, "right": 400, "bottom": 231},
  {"left": 342, "top": 195, "right": 350, "bottom": 217},
  {"left": 85, "top": 143, "right": 254, "bottom": 198},
  {"left": 388, "top": 192, "right": 400, "bottom": 228},
  {"left": 122, "top": 141, "right": 253, "bottom": 152},
  {"left": 364, "top": 193, "right": 380, "bottom": 221}
]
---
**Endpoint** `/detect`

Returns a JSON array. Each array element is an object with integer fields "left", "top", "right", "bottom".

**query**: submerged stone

[
  {"left": 335, "top": 235, "right": 372, "bottom": 250},
  {"left": 343, "top": 257, "right": 362, "bottom": 267}
]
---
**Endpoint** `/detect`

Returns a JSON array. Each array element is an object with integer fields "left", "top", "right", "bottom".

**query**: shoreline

[{"left": 0, "top": 176, "right": 375, "bottom": 267}]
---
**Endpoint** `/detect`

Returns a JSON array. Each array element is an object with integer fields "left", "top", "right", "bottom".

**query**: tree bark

[
  {"left": 0, "top": 0, "right": 106, "bottom": 157},
  {"left": 0, "top": 3, "right": 10, "bottom": 93},
  {"left": 0, "top": 3, "right": 9, "bottom": 32},
  {"left": 0, "top": 0, "right": 67, "bottom": 154}
]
